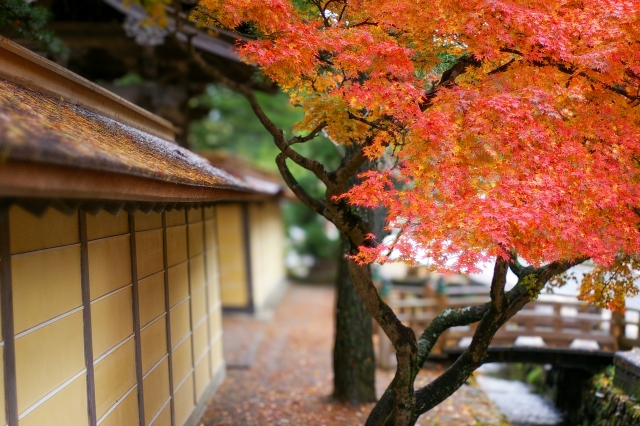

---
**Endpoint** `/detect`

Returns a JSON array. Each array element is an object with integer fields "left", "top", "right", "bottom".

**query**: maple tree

[{"left": 143, "top": 0, "right": 640, "bottom": 424}]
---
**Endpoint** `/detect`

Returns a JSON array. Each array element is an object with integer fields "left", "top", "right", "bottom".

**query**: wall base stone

[
  {"left": 185, "top": 362, "right": 226, "bottom": 426},
  {"left": 577, "top": 365, "right": 640, "bottom": 425}
]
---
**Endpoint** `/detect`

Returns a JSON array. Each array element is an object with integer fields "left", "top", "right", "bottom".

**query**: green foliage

[
  {"left": 433, "top": 51, "right": 466, "bottom": 74},
  {"left": 113, "top": 73, "right": 146, "bottom": 87},
  {"left": 189, "top": 85, "right": 343, "bottom": 262},
  {"left": 488, "top": 363, "right": 548, "bottom": 394},
  {"left": 0, "top": 0, "right": 66, "bottom": 56}
]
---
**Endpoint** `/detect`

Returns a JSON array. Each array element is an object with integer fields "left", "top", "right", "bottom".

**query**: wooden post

[
  {"left": 552, "top": 304, "right": 563, "bottom": 347},
  {"left": 611, "top": 310, "right": 625, "bottom": 351},
  {"left": 578, "top": 304, "right": 590, "bottom": 334}
]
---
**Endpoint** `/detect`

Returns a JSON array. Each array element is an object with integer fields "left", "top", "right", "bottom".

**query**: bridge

[{"left": 375, "top": 280, "right": 639, "bottom": 371}]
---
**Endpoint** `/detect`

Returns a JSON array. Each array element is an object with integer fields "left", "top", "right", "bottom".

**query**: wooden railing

[{"left": 376, "top": 282, "right": 637, "bottom": 369}]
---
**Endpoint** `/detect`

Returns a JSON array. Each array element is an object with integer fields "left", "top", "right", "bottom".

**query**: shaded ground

[{"left": 200, "top": 283, "right": 507, "bottom": 425}]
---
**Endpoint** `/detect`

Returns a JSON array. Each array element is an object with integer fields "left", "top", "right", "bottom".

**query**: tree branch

[
  {"left": 507, "top": 250, "right": 524, "bottom": 277},
  {"left": 505, "top": 257, "right": 588, "bottom": 317},
  {"left": 346, "top": 111, "right": 390, "bottom": 132},
  {"left": 421, "top": 56, "right": 481, "bottom": 110},
  {"left": 489, "top": 258, "right": 508, "bottom": 309},
  {"left": 169, "top": 20, "right": 328, "bottom": 175},
  {"left": 412, "top": 256, "right": 588, "bottom": 417},
  {"left": 239, "top": 90, "right": 332, "bottom": 185},
  {"left": 346, "top": 261, "right": 414, "bottom": 348},
  {"left": 413, "top": 258, "right": 510, "bottom": 417},
  {"left": 275, "top": 153, "right": 331, "bottom": 220},
  {"left": 287, "top": 121, "right": 327, "bottom": 145},
  {"left": 370, "top": 259, "right": 508, "bottom": 425},
  {"left": 331, "top": 144, "right": 368, "bottom": 189},
  {"left": 416, "top": 304, "right": 489, "bottom": 366},
  {"left": 500, "top": 48, "right": 639, "bottom": 103}
]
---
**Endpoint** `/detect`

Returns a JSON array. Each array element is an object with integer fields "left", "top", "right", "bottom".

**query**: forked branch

[{"left": 413, "top": 257, "right": 586, "bottom": 417}]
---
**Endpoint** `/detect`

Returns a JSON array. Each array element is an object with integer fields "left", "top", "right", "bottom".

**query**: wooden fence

[{"left": 377, "top": 281, "right": 637, "bottom": 369}]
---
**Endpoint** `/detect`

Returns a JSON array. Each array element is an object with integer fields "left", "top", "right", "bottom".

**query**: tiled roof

[
  {"left": 0, "top": 78, "right": 251, "bottom": 192},
  {"left": 201, "top": 153, "right": 295, "bottom": 197}
]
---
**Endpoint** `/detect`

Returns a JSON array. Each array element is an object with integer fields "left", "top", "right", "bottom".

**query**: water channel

[{"left": 476, "top": 365, "right": 564, "bottom": 426}]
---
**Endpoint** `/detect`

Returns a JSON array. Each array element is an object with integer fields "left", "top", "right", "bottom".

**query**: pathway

[{"left": 199, "top": 283, "right": 507, "bottom": 425}]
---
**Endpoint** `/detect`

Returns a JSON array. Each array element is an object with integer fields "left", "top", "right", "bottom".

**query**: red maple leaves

[{"left": 197, "top": 0, "right": 640, "bottom": 308}]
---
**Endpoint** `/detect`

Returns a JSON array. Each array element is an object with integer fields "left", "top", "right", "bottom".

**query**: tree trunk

[{"left": 333, "top": 233, "right": 377, "bottom": 403}]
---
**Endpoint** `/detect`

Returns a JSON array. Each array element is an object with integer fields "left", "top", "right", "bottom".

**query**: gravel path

[{"left": 200, "top": 283, "right": 508, "bottom": 425}]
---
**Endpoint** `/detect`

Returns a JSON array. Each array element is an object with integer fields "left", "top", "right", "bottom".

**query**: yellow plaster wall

[
  {"left": 249, "top": 202, "right": 285, "bottom": 311},
  {"left": 87, "top": 210, "right": 128, "bottom": 240},
  {"left": 9, "top": 206, "right": 87, "bottom": 425},
  {"left": 139, "top": 212, "right": 172, "bottom": 426},
  {"left": 5, "top": 206, "right": 225, "bottom": 426},
  {"left": 140, "top": 317, "right": 167, "bottom": 375},
  {"left": 171, "top": 339, "right": 193, "bottom": 395},
  {"left": 167, "top": 209, "right": 195, "bottom": 425},
  {"left": 215, "top": 204, "right": 248, "bottom": 307},
  {"left": 19, "top": 373, "right": 88, "bottom": 426},
  {"left": 89, "top": 213, "right": 137, "bottom": 425},
  {"left": 168, "top": 262, "right": 190, "bottom": 306},
  {"left": 94, "top": 338, "right": 137, "bottom": 420},
  {"left": 15, "top": 311, "right": 85, "bottom": 414},
  {"left": 139, "top": 272, "right": 165, "bottom": 326},
  {"left": 204, "top": 205, "right": 224, "bottom": 385},
  {"left": 98, "top": 389, "right": 138, "bottom": 426},
  {"left": 9, "top": 206, "right": 79, "bottom": 254},
  {"left": 173, "top": 374, "right": 194, "bottom": 426},
  {"left": 135, "top": 210, "right": 162, "bottom": 232},
  {"left": 150, "top": 403, "right": 171, "bottom": 426},
  {"left": 91, "top": 286, "right": 133, "bottom": 358},
  {"left": 12, "top": 245, "right": 82, "bottom": 334},
  {"left": 88, "top": 234, "right": 131, "bottom": 300},
  {"left": 210, "top": 333, "right": 224, "bottom": 373},
  {"left": 142, "top": 357, "right": 170, "bottom": 423},
  {"left": 166, "top": 225, "right": 188, "bottom": 268},
  {"left": 136, "top": 229, "right": 164, "bottom": 280}
]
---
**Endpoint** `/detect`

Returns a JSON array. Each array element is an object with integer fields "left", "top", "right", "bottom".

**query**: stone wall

[{"left": 577, "top": 366, "right": 640, "bottom": 425}]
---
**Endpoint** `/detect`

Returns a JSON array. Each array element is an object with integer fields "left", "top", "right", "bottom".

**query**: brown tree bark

[
  {"left": 332, "top": 144, "right": 385, "bottom": 403},
  {"left": 333, "top": 233, "right": 377, "bottom": 403}
]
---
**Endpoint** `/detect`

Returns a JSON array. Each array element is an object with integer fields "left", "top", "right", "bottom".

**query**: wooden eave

[{"left": 0, "top": 160, "right": 268, "bottom": 205}]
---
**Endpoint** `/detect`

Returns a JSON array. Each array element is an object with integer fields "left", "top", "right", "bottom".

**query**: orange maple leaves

[{"left": 197, "top": 0, "right": 640, "bottom": 306}]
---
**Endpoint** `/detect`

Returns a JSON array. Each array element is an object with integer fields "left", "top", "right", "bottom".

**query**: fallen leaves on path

[{"left": 200, "top": 284, "right": 508, "bottom": 425}]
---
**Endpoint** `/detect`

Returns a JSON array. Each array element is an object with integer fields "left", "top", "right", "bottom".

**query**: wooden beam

[
  {"left": 0, "top": 161, "right": 271, "bottom": 204},
  {"left": 128, "top": 214, "right": 146, "bottom": 426},
  {"left": 0, "top": 206, "right": 18, "bottom": 426},
  {"left": 79, "top": 211, "right": 98, "bottom": 426},
  {"left": 162, "top": 212, "right": 177, "bottom": 426},
  {"left": 241, "top": 204, "right": 255, "bottom": 313}
]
